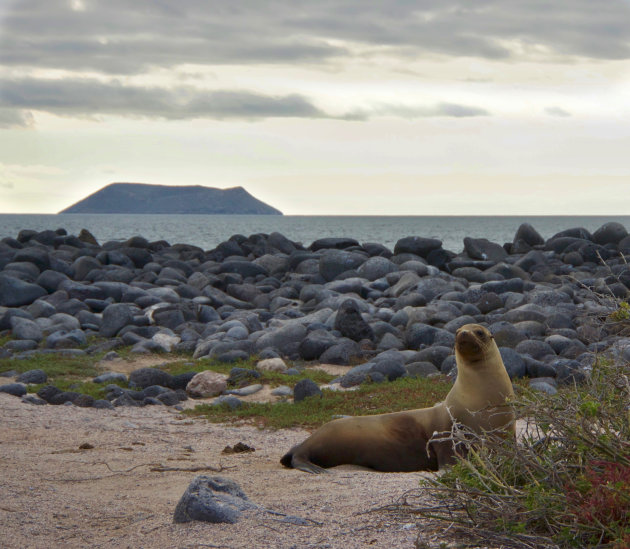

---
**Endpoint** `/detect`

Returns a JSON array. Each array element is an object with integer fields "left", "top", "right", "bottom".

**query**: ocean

[{"left": 1, "top": 214, "right": 629, "bottom": 253}]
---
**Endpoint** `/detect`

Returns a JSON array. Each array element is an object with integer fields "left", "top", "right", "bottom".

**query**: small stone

[
  {"left": 0, "top": 383, "right": 27, "bottom": 397},
  {"left": 186, "top": 371, "right": 228, "bottom": 398},
  {"left": 256, "top": 357, "right": 287, "bottom": 373},
  {"left": 293, "top": 378, "right": 322, "bottom": 401},
  {"left": 16, "top": 369, "right": 47, "bottom": 384}
]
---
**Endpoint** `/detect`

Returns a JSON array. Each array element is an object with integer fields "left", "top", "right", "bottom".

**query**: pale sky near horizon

[{"left": 1, "top": 1, "right": 630, "bottom": 215}]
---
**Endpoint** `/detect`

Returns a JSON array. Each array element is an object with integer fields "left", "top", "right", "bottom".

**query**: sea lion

[{"left": 280, "top": 324, "right": 514, "bottom": 473}]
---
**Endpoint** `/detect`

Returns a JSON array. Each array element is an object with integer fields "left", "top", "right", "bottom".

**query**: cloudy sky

[{"left": 1, "top": 0, "right": 629, "bottom": 215}]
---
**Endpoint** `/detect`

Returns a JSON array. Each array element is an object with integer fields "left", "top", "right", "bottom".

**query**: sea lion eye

[{"left": 475, "top": 329, "right": 484, "bottom": 337}]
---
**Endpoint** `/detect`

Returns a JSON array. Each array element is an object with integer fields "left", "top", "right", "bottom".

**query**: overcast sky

[{"left": 1, "top": 0, "right": 629, "bottom": 214}]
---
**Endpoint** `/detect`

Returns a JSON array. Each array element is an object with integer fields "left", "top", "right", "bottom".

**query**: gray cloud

[
  {"left": 0, "top": 77, "right": 491, "bottom": 122},
  {"left": 0, "top": 77, "right": 332, "bottom": 120},
  {"left": 0, "top": 0, "right": 629, "bottom": 76},
  {"left": 373, "top": 102, "right": 490, "bottom": 119},
  {"left": 0, "top": 107, "right": 34, "bottom": 128},
  {"left": 545, "top": 106, "right": 572, "bottom": 117}
]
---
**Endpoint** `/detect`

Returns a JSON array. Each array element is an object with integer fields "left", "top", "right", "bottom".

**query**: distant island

[{"left": 59, "top": 183, "right": 283, "bottom": 215}]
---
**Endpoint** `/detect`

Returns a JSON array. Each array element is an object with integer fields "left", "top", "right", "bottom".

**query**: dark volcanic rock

[
  {"left": 463, "top": 237, "right": 508, "bottom": 262},
  {"left": 16, "top": 369, "right": 47, "bottom": 384},
  {"left": 394, "top": 236, "right": 442, "bottom": 258},
  {"left": 0, "top": 275, "right": 47, "bottom": 306},
  {"left": 293, "top": 378, "right": 323, "bottom": 401},
  {"left": 173, "top": 475, "right": 254, "bottom": 524},
  {"left": 334, "top": 299, "right": 374, "bottom": 342},
  {"left": 128, "top": 367, "right": 174, "bottom": 389},
  {"left": 0, "top": 383, "right": 27, "bottom": 397}
]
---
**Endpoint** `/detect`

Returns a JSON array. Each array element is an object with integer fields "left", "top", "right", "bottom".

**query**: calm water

[{"left": 1, "top": 214, "right": 629, "bottom": 253}]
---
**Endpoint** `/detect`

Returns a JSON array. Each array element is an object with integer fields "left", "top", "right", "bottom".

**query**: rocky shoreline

[{"left": 1, "top": 222, "right": 630, "bottom": 406}]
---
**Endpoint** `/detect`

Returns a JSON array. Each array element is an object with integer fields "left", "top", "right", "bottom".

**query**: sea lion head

[{"left": 455, "top": 324, "right": 494, "bottom": 363}]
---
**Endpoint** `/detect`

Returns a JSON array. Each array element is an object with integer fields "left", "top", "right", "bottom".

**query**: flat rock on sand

[{"left": 0, "top": 393, "right": 439, "bottom": 549}]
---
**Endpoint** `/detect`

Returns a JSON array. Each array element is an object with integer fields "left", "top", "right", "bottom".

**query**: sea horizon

[{"left": 1, "top": 213, "right": 629, "bottom": 254}]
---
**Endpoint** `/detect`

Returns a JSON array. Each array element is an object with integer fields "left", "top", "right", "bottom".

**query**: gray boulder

[
  {"left": 0, "top": 275, "right": 47, "bottom": 306},
  {"left": 293, "top": 378, "right": 323, "bottom": 401},
  {"left": 498, "top": 347, "right": 527, "bottom": 379},
  {"left": 463, "top": 237, "right": 508, "bottom": 262},
  {"left": 100, "top": 303, "right": 135, "bottom": 337},
  {"left": 318, "top": 249, "right": 366, "bottom": 281},
  {"left": 0, "top": 383, "right": 27, "bottom": 397},
  {"left": 16, "top": 369, "right": 47, "bottom": 384},
  {"left": 334, "top": 299, "right": 374, "bottom": 342},
  {"left": 129, "top": 367, "right": 174, "bottom": 389},
  {"left": 393, "top": 236, "right": 442, "bottom": 258},
  {"left": 10, "top": 316, "right": 44, "bottom": 342},
  {"left": 174, "top": 475, "right": 255, "bottom": 524},
  {"left": 357, "top": 256, "right": 399, "bottom": 281},
  {"left": 592, "top": 222, "right": 628, "bottom": 245}
]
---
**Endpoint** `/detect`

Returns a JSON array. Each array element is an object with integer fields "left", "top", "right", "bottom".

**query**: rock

[
  {"left": 93, "top": 399, "right": 116, "bottom": 409},
  {"left": 513, "top": 223, "right": 544, "bottom": 247},
  {"left": 463, "top": 237, "right": 508, "bottom": 262},
  {"left": 186, "top": 371, "right": 228, "bottom": 398},
  {"left": 22, "top": 394, "right": 48, "bottom": 405},
  {"left": 256, "top": 358, "right": 287, "bottom": 373},
  {"left": 16, "top": 369, "right": 47, "bottom": 384},
  {"left": 334, "top": 299, "right": 374, "bottom": 342},
  {"left": 293, "top": 378, "right": 322, "bottom": 401},
  {"left": 515, "top": 340, "right": 556, "bottom": 360},
  {"left": 319, "top": 340, "right": 361, "bottom": 365},
  {"left": 318, "top": 249, "right": 366, "bottom": 281},
  {"left": 405, "top": 361, "right": 440, "bottom": 377},
  {"left": 226, "top": 384, "right": 263, "bottom": 397},
  {"left": 36, "top": 385, "right": 62, "bottom": 402},
  {"left": 254, "top": 323, "right": 308, "bottom": 355},
  {"left": 171, "top": 371, "right": 197, "bottom": 390},
  {"left": 173, "top": 475, "right": 255, "bottom": 524},
  {"left": 357, "top": 256, "right": 398, "bottom": 281},
  {"left": 156, "top": 390, "right": 182, "bottom": 406},
  {"left": 371, "top": 357, "right": 405, "bottom": 381},
  {"left": 0, "top": 383, "right": 27, "bottom": 397},
  {"left": 339, "top": 362, "right": 374, "bottom": 387},
  {"left": 271, "top": 385, "right": 293, "bottom": 397},
  {"left": 49, "top": 391, "right": 82, "bottom": 405},
  {"left": 592, "top": 222, "right": 628, "bottom": 245},
  {"left": 0, "top": 274, "right": 47, "bottom": 306},
  {"left": 298, "top": 330, "right": 336, "bottom": 360},
  {"left": 46, "top": 329, "right": 87, "bottom": 349},
  {"left": 74, "top": 394, "right": 95, "bottom": 407},
  {"left": 100, "top": 303, "right": 135, "bottom": 338},
  {"left": 10, "top": 316, "right": 44, "bottom": 342},
  {"left": 213, "top": 395, "right": 243, "bottom": 409},
  {"left": 310, "top": 237, "right": 360, "bottom": 251},
  {"left": 529, "top": 378, "right": 558, "bottom": 395},
  {"left": 498, "top": 347, "right": 527, "bottom": 379},
  {"left": 93, "top": 372, "right": 128, "bottom": 384},
  {"left": 128, "top": 367, "right": 174, "bottom": 389},
  {"left": 393, "top": 236, "right": 442, "bottom": 258}
]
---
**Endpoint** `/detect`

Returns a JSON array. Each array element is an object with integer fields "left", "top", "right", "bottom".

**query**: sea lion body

[{"left": 281, "top": 324, "right": 514, "bottom": 473}]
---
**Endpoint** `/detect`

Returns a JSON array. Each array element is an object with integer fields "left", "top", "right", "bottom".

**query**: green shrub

[{"left": 398, "top": 359, "right": 629, "bottom": 548}]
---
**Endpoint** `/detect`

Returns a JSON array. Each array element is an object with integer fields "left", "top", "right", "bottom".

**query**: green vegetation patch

[
  {"left": 185, "top": 375, "right": 452, "bottom": 430},
  {"left": 0, "top": 351, "right": 101, "bottom": 380}
]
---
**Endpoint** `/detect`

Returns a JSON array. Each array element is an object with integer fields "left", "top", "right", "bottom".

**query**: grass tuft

[{"left": 185, "top": 375, "right": 452, "bottom": 430}]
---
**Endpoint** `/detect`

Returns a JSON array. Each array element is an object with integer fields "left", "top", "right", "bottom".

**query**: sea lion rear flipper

[{"left": 291, "top": 455, "right": 330, "bottom": 474}]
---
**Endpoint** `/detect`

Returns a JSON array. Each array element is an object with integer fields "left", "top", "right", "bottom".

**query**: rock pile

[{"left": 1, "top": 222, "right": 630, "bottom": 402}]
